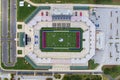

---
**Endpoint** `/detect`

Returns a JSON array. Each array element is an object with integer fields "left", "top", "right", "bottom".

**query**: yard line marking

[{"left": 54, "top": 31, "right": 69, "bottom": 32}]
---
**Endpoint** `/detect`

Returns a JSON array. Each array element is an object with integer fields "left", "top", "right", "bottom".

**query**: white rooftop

[
  {"left": 19, "top": 1, "right": 24, "bottom": 7},
  {"left": 53, "top": 8, "right": 72, "bottom": 15}
]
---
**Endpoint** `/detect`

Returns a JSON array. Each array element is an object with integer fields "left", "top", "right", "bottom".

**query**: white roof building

[
  {"left": 19, "top": 1, "right": 24, "bottom": 7},
  {"left": 96, "top": 31, "right": 105, "bottom": 50},
  {"left": 53, "top": 8, "right": 72, "bottom": 15}
]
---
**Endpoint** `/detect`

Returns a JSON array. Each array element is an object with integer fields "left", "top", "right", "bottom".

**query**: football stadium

[{"left": 17, "top": 5, "right": 96, "bottom": 70}]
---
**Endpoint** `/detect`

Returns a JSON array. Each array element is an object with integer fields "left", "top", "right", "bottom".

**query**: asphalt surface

[
  {"left": 10, "top": 0, "right": 17, "bottom": 64},
  {"left": 1, "top": 0, "right": 17, "bottom": 67},
  {"left": 1, "top": 0, "right": 9, "bottom": 66}
]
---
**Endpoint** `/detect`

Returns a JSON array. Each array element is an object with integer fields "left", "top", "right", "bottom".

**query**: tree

[
  {"left": 103, "top": 68, "right": 110, "bottom": 74},
  {"left": 71, "top": 75, "right": 82, "bottom": 80},
  {"left": 46, "top": 78, "right": 53, "bottom": 80},
  {"left": 95, "top": 0, "right": 112, "bottom": 4},
  {"left": 62, "top": 75, "right": 71, "bottom": 80},
  {"left": 86, "top": 78, "right": 90, "bottom": 80},
  {"left": 62, "top": 75, "right": 82, "bottom": 80},
  {"left": 54, "top": 74, "right": 61, "bottom": 79}
]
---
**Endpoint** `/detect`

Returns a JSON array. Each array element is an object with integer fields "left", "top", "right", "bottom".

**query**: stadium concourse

[{"left": 16, "top": 5, "right": 96, "bottom": 70}]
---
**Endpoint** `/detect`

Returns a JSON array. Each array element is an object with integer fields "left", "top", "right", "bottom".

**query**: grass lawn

[
  {"left": 30, "top": 0, "right": 120, "bottom": 5},
  {"left": 88, "top": 59, "right": 99, "bottom": 69},
  {"left": 17, "top": 0, "right": 37, "bottom": 21},
  {"left": 17, "top": 24, "right": 22, "bottom": 29},
  {"left": 30, "top": 0, "right": 96, "bottom": 4},
  {"left": 1, "top": 58, "right": 34, "bottom": 70}
]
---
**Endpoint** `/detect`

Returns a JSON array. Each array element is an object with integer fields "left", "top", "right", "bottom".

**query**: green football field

[
  {"left": 46, "top": 32, "right": 76, "bottom": 48},
  {"left": 40, "top": 27, "right": 83, "bottom": 52}
]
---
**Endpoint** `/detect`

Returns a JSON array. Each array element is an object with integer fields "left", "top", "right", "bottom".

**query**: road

[{"left": 1, "top": 0, "right": 17, "bottom": 67}]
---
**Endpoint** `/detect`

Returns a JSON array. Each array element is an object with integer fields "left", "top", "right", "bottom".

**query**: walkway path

[{"left": 95, "top": 64, "right": 103, "bottom": 71}]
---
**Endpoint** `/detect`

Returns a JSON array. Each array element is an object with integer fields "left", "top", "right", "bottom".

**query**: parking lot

[
  {"left": 90, "top": 8, "right": 120, "bottom": 64},
  {"left": 1, "top": 0, "right": 17, "bottom": 67}
]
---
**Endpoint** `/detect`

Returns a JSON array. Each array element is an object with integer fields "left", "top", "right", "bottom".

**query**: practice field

[{"left": 40, "top": 28, "right": 83, "bottom": 52}]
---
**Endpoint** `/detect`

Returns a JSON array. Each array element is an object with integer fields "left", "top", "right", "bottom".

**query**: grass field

[
  {"left": 46, "top": 32, "right": 76, "bottom": 48},
  {"left": 17, "top": 0, "right": 37, "bottom": 21},
  {"left": 30, "top": 0, "right": 95, "bottom": 4},
  {"left": 30, "top": 0, "right": 120, "bottom": 5},
  {"left": 1, "top": 58, "right": 34, "bottom": 70}
]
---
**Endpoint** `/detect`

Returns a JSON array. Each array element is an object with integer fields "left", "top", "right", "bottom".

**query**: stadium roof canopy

[{"left": 53, "top": 8, "right": 72, "bottom": 15}]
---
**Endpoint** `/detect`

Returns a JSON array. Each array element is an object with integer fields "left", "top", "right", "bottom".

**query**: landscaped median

[{"left": 17, "top": 24, "right": 22, "bottom": 29}]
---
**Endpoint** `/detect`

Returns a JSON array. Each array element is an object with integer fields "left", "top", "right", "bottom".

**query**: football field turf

[
  {"left": 40, "top": 28, "right": 83, "bottom": 52},
  {"left": 46, "top": 32, "right": 76, "bottom": 48}
]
